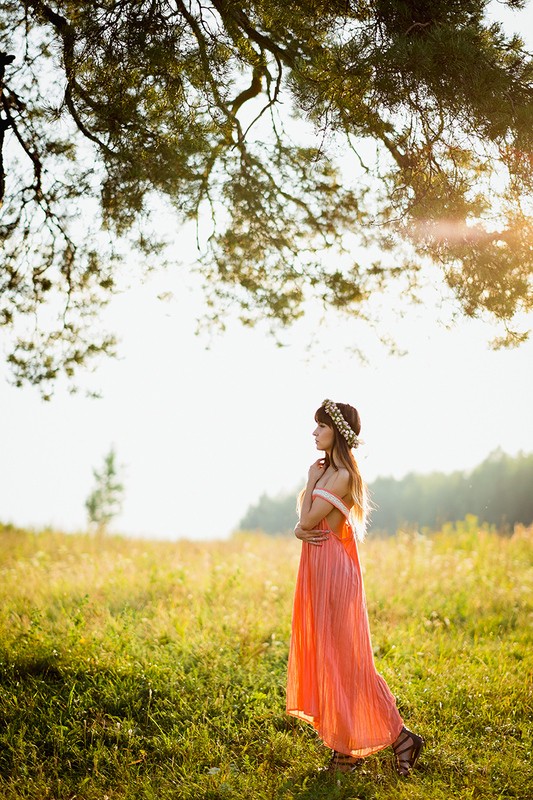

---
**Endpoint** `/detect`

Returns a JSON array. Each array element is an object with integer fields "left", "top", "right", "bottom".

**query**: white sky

[{"left": 1, "top": 1, "right": 533, "bottom": 540}]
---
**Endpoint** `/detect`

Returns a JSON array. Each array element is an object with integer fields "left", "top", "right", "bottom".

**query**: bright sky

[{"left": 1, "top": 2, "right": 533, "bottom": 541}]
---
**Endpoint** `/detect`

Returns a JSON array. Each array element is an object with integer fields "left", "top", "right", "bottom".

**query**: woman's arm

[
  {"left": 294, "top": 522, "right": 329, "bottom": 546},
  {"left": 299, "top": 467, "right": 350, "bottom": 530},
  {"left": 299, "top": 481, "right": 330, "bottom": 530}
]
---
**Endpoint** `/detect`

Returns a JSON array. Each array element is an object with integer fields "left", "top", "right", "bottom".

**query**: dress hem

[{"left": 286, "top": 708, "right": 404, "bottom": 758}]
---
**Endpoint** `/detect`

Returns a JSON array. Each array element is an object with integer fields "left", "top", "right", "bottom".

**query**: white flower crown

[{"left": 322, "top": 398, "right": 360, "bottom": 448}]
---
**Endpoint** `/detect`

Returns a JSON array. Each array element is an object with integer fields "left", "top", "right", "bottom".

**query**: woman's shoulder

[{"left": 324, "top": 468, "right": 350, "bottom": 493}]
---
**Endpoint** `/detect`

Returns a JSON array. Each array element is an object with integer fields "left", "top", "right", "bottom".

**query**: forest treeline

[{"left": 238, "top": 449, "right": 533, "bottom": 535}]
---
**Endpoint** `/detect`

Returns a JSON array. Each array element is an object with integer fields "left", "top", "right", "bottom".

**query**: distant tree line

[
  {"left": 239, "top": 492, "right": 299, "bottom": 536},
  {"left": 369, "top": 449, "right": 533, "bottom": 534},
  {"left": 238, "top": 450, "right": 533, "bottom": 535}
]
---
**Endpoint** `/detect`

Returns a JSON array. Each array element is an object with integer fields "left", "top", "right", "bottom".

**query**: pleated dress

[{"left": 286, "top": 488, "right": 403, "bottom": 757}]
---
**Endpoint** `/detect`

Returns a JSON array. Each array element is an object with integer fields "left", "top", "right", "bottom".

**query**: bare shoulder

[{"left": 324, "top": 468, "right": 350, "bottom": 495}]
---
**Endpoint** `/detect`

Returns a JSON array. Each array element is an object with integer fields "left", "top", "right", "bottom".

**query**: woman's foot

[
  {"left": 392, "top": 727, "right": 424, "bottom": 777},
  {"left": 327, "top": 750, "right": 363, "bottom": 773}
]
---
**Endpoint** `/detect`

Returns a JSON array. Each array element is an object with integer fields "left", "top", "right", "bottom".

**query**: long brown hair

[{"left": 314, "top": 402, "right": 369, "bottom": 540}]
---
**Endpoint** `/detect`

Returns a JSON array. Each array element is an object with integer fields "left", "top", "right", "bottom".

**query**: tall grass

[{"left": 0, "top": 517, "right": 531, "bottom": 799}]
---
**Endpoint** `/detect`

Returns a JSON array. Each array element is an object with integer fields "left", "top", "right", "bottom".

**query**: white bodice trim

[{"left": 312, "top": 488, "right": 351, "bottom": 519}]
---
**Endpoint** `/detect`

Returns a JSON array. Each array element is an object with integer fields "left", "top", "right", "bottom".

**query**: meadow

[{"left": 0, "top": 517, "right": 531, "bottom": 800}]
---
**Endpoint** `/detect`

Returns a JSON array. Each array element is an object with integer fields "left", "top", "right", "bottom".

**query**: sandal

[
  {"left": 392, "top": 727, "right": 424, "bottom": 777},
  {"left": 326, "top": 750, "right": 363, "bottom": 773}
]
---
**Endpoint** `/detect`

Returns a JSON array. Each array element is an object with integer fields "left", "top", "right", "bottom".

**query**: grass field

[{"left": 0, "top": 517, "right": 531, "bottom": 800}]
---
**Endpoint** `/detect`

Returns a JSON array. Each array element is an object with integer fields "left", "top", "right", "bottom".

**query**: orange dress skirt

[{"left": 286, "top": 488, "right": 403, "bottom": 757}]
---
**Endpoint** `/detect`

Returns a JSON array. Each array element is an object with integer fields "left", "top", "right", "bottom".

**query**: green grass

[{"left": 0, "top": 516, "right": 532, "bottom": 799}]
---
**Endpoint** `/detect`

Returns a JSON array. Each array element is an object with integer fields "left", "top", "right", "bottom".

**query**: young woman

[{"left": 286, "top": 399, "right": 423, "bottom": 776}]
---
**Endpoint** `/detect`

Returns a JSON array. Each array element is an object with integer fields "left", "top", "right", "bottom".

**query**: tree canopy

[{"left": 1, "top": 0, "right": 533, "bottom": 392}]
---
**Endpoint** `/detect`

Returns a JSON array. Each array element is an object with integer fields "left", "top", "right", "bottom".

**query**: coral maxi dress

[{"left": 286, "top": 488, "right": 403, "bottom": 757}]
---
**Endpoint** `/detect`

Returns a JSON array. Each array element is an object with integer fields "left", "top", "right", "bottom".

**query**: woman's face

[{"left": 313, "top": 421, "right": 334, "bottom": 452}]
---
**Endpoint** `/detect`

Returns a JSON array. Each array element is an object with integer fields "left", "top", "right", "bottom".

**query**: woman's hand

[
  {"left": 294, "top": 523, "right": 329, "bottom": 546},
  {"left": 307, "top": 458, "right": 326, "bottom": 485}
]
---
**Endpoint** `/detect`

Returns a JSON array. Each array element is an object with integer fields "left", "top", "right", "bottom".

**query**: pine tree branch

[
  {"left": 27, "top": 0, "right": 116, "bottom": 156},
  {"left": 0, "top": 51, "right": 16, "bottom": 205}
]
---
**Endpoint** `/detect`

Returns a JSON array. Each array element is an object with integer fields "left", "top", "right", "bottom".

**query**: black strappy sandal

[
  {"left": 392, "top": 727, "right": 424, "bottom": 776},
  {"left": 327, "top": 750, "right": 363, "bottom": 773}
]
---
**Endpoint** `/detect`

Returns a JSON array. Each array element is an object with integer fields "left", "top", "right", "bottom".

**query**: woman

[{"left": 286, "top": 399, "right": 423, "bottom": 776}]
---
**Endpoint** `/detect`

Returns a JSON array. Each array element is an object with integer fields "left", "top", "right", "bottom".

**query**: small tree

[{"left": 85, "top": 447, "right": 124, "bottom": 534}]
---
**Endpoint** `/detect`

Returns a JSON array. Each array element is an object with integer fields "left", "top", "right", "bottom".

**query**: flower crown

[{"left": 322, "top": 399, "right": 360, "bottom": 448}]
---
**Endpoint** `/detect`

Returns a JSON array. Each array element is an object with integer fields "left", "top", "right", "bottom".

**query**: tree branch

[
  {"left": 210, "top": 0, "right": 296, "bottom": 67},
  {"left": 1, "top": 90, "right": 42, "bottom": 198},
  {"left": 27, "top": 0, "right": 116, "bottom": 156},
  {"left": 0, "top": 51, "right": 16, "bottom": 205},
  {"left": 231, "top": 65, "right": 264, "bottom": 114}
]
